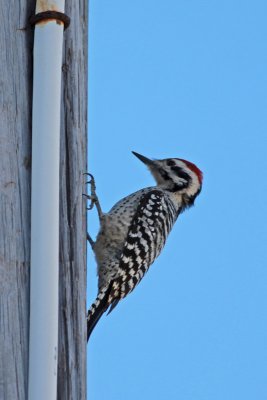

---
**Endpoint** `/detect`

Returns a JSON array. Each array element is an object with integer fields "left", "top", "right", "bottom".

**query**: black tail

[
  {"left": 87, "top": 281, "right": 123, "bottom": 341},
  {"left": 87, "top": 287, "right": 112, "bottom": 341}
]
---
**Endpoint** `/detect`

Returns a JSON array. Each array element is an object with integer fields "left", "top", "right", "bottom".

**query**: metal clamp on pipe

[{"left": 29, "top": 11, "right": 70, "bottom": 30}]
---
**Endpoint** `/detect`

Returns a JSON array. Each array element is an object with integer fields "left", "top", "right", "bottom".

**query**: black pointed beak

[{"left": 132, "top": 151, "right": 154, "bottom": 166}]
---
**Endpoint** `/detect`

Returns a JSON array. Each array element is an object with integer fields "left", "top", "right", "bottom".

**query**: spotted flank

[{"left": 107, "top": 190, "right": 177, "bottom": 301}]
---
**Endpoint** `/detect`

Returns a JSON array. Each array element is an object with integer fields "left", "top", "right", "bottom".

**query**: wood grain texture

[
  {"left": 57, "top": 1, "right": 88, "bottom": 399},
  {"left": 0, "top": 1, "right": 87, "bottom": 399},
  {"left": 0, "top": 1, "right": 35, "bottom": 399}
]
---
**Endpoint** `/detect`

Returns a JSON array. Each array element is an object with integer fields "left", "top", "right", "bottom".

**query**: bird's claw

[
  {"left": 84, "top": 172, "right": 95, "bottom": 186},
  {"left": 84, "top": 172, "right": 103, "bottom": 218},
  {"left": 83, "top": 173, "right": 97, "bottom": 210},
  {"left": 83, "top": 193, "right": 96, "bottom": 210}
]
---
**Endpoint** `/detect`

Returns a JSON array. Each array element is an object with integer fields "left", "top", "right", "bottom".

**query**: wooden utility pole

[{"left": 0, "top": 1, "right": 88, "bottom": 399}]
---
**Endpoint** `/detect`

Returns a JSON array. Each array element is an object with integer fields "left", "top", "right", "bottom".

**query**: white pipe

[{"left": 28, "top": 1, "right": 65, "bottom": 399}]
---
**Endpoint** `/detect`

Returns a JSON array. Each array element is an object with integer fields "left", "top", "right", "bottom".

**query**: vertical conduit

[{"left": 28, "top": 1, "right": 67, "bottom": 399}]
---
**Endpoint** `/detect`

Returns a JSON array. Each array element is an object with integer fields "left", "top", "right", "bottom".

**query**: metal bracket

[{"left": 29, "top": 11, "right": 70, "bottom": 30}]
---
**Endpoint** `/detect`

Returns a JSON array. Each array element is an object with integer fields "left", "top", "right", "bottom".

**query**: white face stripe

[
  {"left": 174, "top": 160, "right": 201, "bottom": 196},
  {"left": 149, "top": 158, "right": 202, "bottom": 196},
  {"left": 176, "top": 159, "right": 203, "bottom": 184}
]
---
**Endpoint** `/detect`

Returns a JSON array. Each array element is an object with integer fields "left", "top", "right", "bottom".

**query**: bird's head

[{"left": 132, "top": 151, "right": 203, "bottom": 207}]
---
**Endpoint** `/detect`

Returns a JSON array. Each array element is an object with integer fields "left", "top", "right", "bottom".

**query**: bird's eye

[{"left": 166, "top": 159, "right": 176, "bottom": 167}]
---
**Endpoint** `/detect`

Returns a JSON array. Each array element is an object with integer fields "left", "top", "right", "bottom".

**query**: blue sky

[{"left": 87, "top": 1, "right": 267, "bottom": 399}]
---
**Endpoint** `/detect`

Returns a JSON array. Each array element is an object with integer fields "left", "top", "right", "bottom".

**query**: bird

[{"left": 85, "top": 151, "right": 203, "bottom": 341}]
